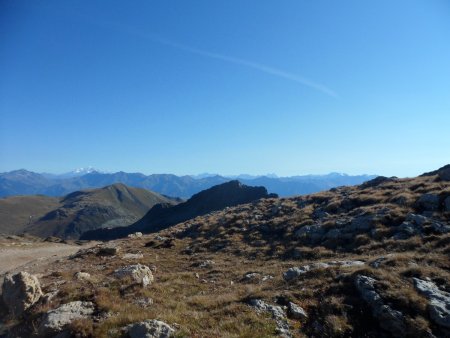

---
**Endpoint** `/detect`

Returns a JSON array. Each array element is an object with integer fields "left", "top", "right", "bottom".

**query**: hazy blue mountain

[{"left": 0, "top": 169, "right": 376, "bottom": 198}]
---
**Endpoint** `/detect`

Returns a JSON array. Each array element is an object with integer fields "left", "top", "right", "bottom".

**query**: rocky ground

[{"left": 1, "top": 166, "right": 449, "bottom": 337}]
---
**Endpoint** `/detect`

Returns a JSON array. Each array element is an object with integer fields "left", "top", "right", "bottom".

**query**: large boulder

[
  {"left": 413, "top": 278, "right": 450, "bottom": 329},
  {"left": 125, "top": 319, "right": 175, "bottom": 338},
  {"left": 2, "top": 271, "right": 43, "bottom": 316},
  {"left": 355, "top": 275, "right": 406, "bottom": 336},
  {"left": 38, "top": 301, "right": 94, "bottom": 336},
  {"left": 113, "top": 264, "right": 154, "bottom": 287}
]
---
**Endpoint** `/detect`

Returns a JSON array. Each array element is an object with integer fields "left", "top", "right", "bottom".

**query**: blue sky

[{"left": 1, "top": 0, "right": 449, "bottom": 177}]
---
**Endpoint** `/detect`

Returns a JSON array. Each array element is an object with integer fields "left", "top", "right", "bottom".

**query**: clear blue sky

[{"left": 1, "top": 0, "right": 449, "bottom": 177}]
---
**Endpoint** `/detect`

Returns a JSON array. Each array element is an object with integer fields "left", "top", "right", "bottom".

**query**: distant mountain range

[
  {"left": 0, "top": 169, "right": 377, "bottom": 198},
  {"left": 0, "top": 183, "right": 178, "bottom": 239}
]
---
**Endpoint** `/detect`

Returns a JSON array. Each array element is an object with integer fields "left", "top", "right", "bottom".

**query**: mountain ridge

[
  {"left": 0, "top": 169, "right": 376, "bottom": 198},
  {"left": 0, "top": 183, "right": 179, "bottom": 239}
]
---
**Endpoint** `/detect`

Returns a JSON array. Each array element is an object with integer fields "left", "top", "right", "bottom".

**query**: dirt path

[{"left": 0, "top": 242, "right": 97, "bottom": 276}]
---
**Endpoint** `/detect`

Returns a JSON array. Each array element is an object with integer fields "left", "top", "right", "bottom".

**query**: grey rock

[
  {"left": 128, "top": 232, "right": 143, "bottom": 238},
  {"left": 413, "top": 278, "right": 450, "bottom": 328},
  {"left": 249, "top": 299, "right": 291, "bottom": 337},
  {"left": 345, "top": 214, "right": 376, "bottom": 232},
  {"left": 198, "top": 260, "right": 215, "bottom": 268},
  {"left": 74, "top": 272, "right": 91, "bottom": 281},
  {"left": 288, "top": 302, "right": 307, "bottom": 320},
  {"left": 355, "top": 275, "right": 405, "bottom": 336},
  {"left": 394, "top": 221, "right": 421, "bottom": 239},
  {"left": 125, "top": 319, "right": 175, "bottom": 338},
  {"left": 134, "top": 297, "right": 154, "bottom": 308},
  {"left": 243, "top": 272, "right": 260, "bottom": 281},
  {"left": 2, "top": 271, "right": 43, "bottom": 316},
  {"left": 294, "top": 225, "right": 325, "bottom": 243},
  {"left": 324, "top": 228, "right": 342, "bottom": 240},
  {"left": 283, "top": 266, "right": 311, "bottom": 281},
  {"left": 370, "top": 257, "right": 387, "bottom": 269},
  {"left": 38, "top": 301, "right": 94, "bottom": 336},
  {"left": 312, "top": 209, "right": 329, "bottom": 220},
  {"left": 444, "top": 197, "right": 450, "bottom": 212},
  {"left": 113, "top": 264, "right": 154, "bottom": 287},
  {"left": 430, "top": 221, "right": 450, "bottom": 234},
  {"left": 416, "top": 194, "right": 440, "bottom": 211},
  {"left": 405, "top": 213, "right": 428, "bottom": 225},
  {"left": 122, "top": 253, "right": 144, "bottom": 260},
  {"left": 284, "top": 260, "right": 364, "bottom": 282}
]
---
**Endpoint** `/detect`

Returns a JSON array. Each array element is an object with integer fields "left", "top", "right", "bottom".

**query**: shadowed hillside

[
  {"left": 81, "top": 180, "right": 274, "bottom": 240},
  {"left": 17, "top": 184, "right": 179, "bottom": 239}
]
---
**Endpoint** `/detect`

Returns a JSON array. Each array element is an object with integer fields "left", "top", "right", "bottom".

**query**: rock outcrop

[
  {"left": 2, "top": 271, "right": 43, "bottom": 316},
  {"left": 38, "top": 301, "right": 94, "bottom": 336},
  {"left": 413, "top": 278, "right": 450, "bottom": 329},
  {"left": 355, "top": 275, "right": 406, "bottom": 336},
  {"left": 248, "top": 299, "right": 291, "bottom": 337},
  {"left": 283, "top": 260, "right": 364, "bottom": 281},
  {"left": 125, "top": 319, "right": 175, "bottom": 338}
]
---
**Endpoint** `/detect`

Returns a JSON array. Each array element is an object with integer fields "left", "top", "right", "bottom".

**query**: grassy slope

[
  {"left": 2, "top": 173, "right": 450, "bottom": 337},
  {"left": 0, "top": 195, "right": 60, "bottom": 234}
]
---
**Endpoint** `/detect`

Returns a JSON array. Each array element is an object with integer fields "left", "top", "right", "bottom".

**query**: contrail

[
  {"left": 149, "top": 36, "right": 339, "bottom": 98},
  {"left": 90, "top": 18, "right": 338, "bottom": 98}
]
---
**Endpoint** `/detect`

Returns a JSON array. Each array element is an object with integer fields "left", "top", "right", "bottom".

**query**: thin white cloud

[
  {"left": 90, "top": 18, "right": 338, "bottom": 98},
  {"left": 150, "top": 36, "right": 338, "bottom": 98}
]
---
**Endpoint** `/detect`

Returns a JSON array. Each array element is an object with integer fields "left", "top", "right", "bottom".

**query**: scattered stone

[
  {"left": 243, "top": 272, "right": 260, "bottom": 281},
  {"left": 262, "top": 275, "right": 274, "bottom": 282},
  {"left": 38, "top": 301, "right": 94, "bottom": 336},
  {"left": 154, "top": 235, "right": 168, "bottom": 241},
  {"left": 113, "top": 264, "right": 154, "bottom": 287},
  {"left": 128, "top": 232, "right": 143, "bottom": 238},
  {"left": 134, "top": 297, "right": 154, "bottom": 308},
  {"left": 370, "top": 257, "right": 387, "bottom": 269},
  {"left": 413, "top": 278, "right": 450, "bottom": 328},
  {"left": 283, "top": 266, "right": 311, "bottom": 281},
  {"left": 355, "top": 275, "right": 405, "bottom": 336},
  {"left": 122, "top": 253, "right": 144, "bottom": 260},
  {"left": 283, "top": 260, "right": 365, "bottom": 281},
  {"left": 125, "top": 319, "right": 175, "bottom": 338},
  {"left": 288, "top": 302, "right": 307, "bottom": 320},
  {"left": 98, "top": 245, "right": 120, "bottom": 256},
  {"left": 2, "top": 271, "right": 43, "bottom": 316},
  {"left": 248, "top": 299, "right": 291, "bottom": 337},
  {"left": 74, "top": 272, "right": 91, "bottom": 281},
  {"left": 198, "top": 260, "right": 215, "bottom": 268}
]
